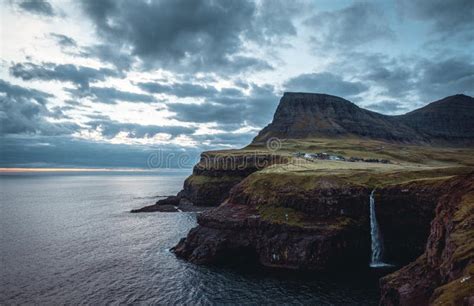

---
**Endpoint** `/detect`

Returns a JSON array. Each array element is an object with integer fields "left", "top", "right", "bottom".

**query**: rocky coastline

[
  {"left": 134, "top": 93, "right": 474, "bottom": 304},
  {"left": 168, "top": 169, "right": 473, "bottom": 304}
]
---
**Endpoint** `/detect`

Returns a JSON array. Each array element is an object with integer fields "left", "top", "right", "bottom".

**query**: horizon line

[{"left": 0, "top": 167, "right": 191, "bottom": 173}]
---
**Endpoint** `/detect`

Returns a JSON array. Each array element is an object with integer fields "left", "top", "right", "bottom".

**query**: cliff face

[
  {"left": 131, "top": 151, "right": 289, "bottom": 212},
  {"left": 380, "top": 173, "right": 474, "bottom": 305},
  {"left": 179, "top": 152, "right": 289, "bottom": 206},
  {"left": 173, "top": 177, "right": 372, "bottom": 270},
  {"left": 172, "top": 204, "right": 370, "bottom": 270},
  {"left": 179, "top": 152, "right": 288, "bottom": 206},
  {"left": 172, "top": 170, "right": 457, "bottom": 271},
  {"left": 172, "top": 170, "right": 474, "bottom": 304},
  {"left": 253, "top": 93, "right": 474, "bottom": 145},
  {"left": 376, "top": 180, "right": 446, "bottom": 264}
]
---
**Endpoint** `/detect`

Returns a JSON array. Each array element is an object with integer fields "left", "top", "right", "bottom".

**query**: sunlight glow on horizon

[{"left": 0, "top": 168, "right": 154, "bottom": 173}]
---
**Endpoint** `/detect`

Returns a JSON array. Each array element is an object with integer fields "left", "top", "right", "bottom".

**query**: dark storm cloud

[
  {"left": 49, "top": 33, "right": 77, "bottom": 48},
  {"left": 418, "top": 57, "right": 474, "bottom": 86},
  {"left": 244, "top": 0, "right": 298, "bottom": 43},
  {"left": 10, "top": 62, "right": 121, "bottom": 90},
  {"left": 305, "top": 2, "right": 394, "bottom": 49},
  {"left": 365, "top": 66, "right": 414, "bottom": 97},
  {"left": 335, "top": 52, "right": 473, "bottom": 105},
  {"left": 397, "top": 0, "right": 474, "bottom": 38},
  {"left": 351, "top": 53, "right": 416, "bottom": 98},
  {"left": 80, "top": 0, "right": 295, "bottom": 72},
  {"left": 82, "top": 44, "right": 134, "bottom": 71},
  {"left": 89, "top": 87, "right": 155, "bottom": 104},
  {"left": 284, "top": 72, "right": 368, "bottom": 97},
  {"left": 168, "top": 103, "right": 242, "bottom": 124},
  {"left": 47, "top": 34, "right": 133, "bottom": 71},
  {"left": 238, "top": 83, "right": 279, "bottom": 122},
  {"left": 138, "top": 82, "right": 219, "bottom": 98},
  {"left": 67, "top": 86, "right": 155, "bottom": 104},
  {"left": 138, "top": 80, "right": 253, "bottom": 101},
  {"left": 0, "top": 79, "right": 78, "bottom": 136},
  {"left": 415, "top": 56, "right": 474, "bottom": 101},
  {"left": 85, "top": 119, "right": 194, "bottom": 139},
  {"left": 167, "top": 83, "right": 278, "bottom": 127},
  {"left": 49, "top": 106, "right": 74, "bottom": 119},
  {"left": 17, "top": 0, "right": 55, "bottom": 16},
  {"left": 0, "top": 78, "right": 51, "bottom": 103}
]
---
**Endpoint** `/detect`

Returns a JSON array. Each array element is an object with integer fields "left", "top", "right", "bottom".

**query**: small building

[{"left": 292, "top": 152, "right": 305, "bottom": 157}]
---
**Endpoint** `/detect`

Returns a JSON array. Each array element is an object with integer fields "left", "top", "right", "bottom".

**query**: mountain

[
  {"left": 253, "top": 93, "right": 474, "bottom": 145},
  {"left": 397, "top": 94, "right": 474, "bottom": 144}
]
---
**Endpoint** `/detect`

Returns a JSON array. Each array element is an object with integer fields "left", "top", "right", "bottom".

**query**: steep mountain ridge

[
  {"left": 397, "top": 94, "right": 474, "bottom": 144},
  {"left": 253, "top": 93, "right": 474, "bottom": 145}
]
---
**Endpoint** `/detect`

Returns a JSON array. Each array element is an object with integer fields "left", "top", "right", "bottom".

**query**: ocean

[{"left": 0, "top": 170, "right": 381, "bottom": 304}]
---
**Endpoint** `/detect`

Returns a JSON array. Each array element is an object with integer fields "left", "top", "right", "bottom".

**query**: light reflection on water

[{"left": 1, "top": 171, "right": 380, "bottom": 305}]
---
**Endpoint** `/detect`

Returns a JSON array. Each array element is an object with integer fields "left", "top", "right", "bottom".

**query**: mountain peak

[
  {"left": 405, "top": 94, "right": 472, "bottom": 114},
  {"left": 252, "top": 93, "right": 474, "bottom": 145},
  {"left": 398, "top": 94, "right": 474, "bottom": 141},
  {"left": 281, "top": 92, "right": 355, "bottom": 105},
  {"left": 283, "top": 92, "right": 345, "bottom": 98}
]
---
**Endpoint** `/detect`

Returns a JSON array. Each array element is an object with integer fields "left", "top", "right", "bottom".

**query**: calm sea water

[{"left": 0, "top": 170, "right": 382, "bottom": 305}]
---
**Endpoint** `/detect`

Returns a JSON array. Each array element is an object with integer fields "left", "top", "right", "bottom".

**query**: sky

[{"left": 0, "top": 0, "right": 473, "bottom": 168}]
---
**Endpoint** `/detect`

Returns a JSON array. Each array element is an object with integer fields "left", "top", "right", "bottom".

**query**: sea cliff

[
  {"left": 380, "top": 173, "right": 474, "bottom": 305},
  {"left": 135, "top": 93, "right": 474, "bottom": 304}
]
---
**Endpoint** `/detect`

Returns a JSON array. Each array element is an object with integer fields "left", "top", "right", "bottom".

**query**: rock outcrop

[
  {"left": 172, "top": 179, "right": 371, "bottom": 269},
  {"left": 172, "top": 202, "right": 369, "bottom": 269},
  {"left": 132, "top": 151, "right": 289, "bottom": 212},
  {"left": 380, "top": 173, "right": 474, "bottom": 305}
]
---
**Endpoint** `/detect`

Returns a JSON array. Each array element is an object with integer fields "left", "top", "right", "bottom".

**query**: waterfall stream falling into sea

[{"left": 369, "top": 189, "right": 389, "bottom": 268}]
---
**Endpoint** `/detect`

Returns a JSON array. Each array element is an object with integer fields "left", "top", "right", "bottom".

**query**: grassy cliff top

[
  {"left": 201, "top": 137, "right": 473, "bottom": 183},
  {"left": 205, "top": 138, "right": 474, "bottom": 173},
  {"left": 247, "top": 137, "right": 474, "bottom": 166},
  {"left": 251, "top": 164, "right": 469, "bottom": 188},
  {"left": 204, "top": 137, "right": 474, "bottom": 166}
]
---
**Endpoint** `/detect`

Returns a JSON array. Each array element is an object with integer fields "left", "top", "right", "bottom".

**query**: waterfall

[{"left": 369, "top": 189, "right": 389, "bottom": 267}]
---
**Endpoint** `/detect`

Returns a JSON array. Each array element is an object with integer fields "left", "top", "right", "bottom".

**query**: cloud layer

[
  {"left": 79, "top": 0, "right": 297, "bottom": 73},
  {"left": 1, "top": 0, "right": 473, "bottom": 168}
]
